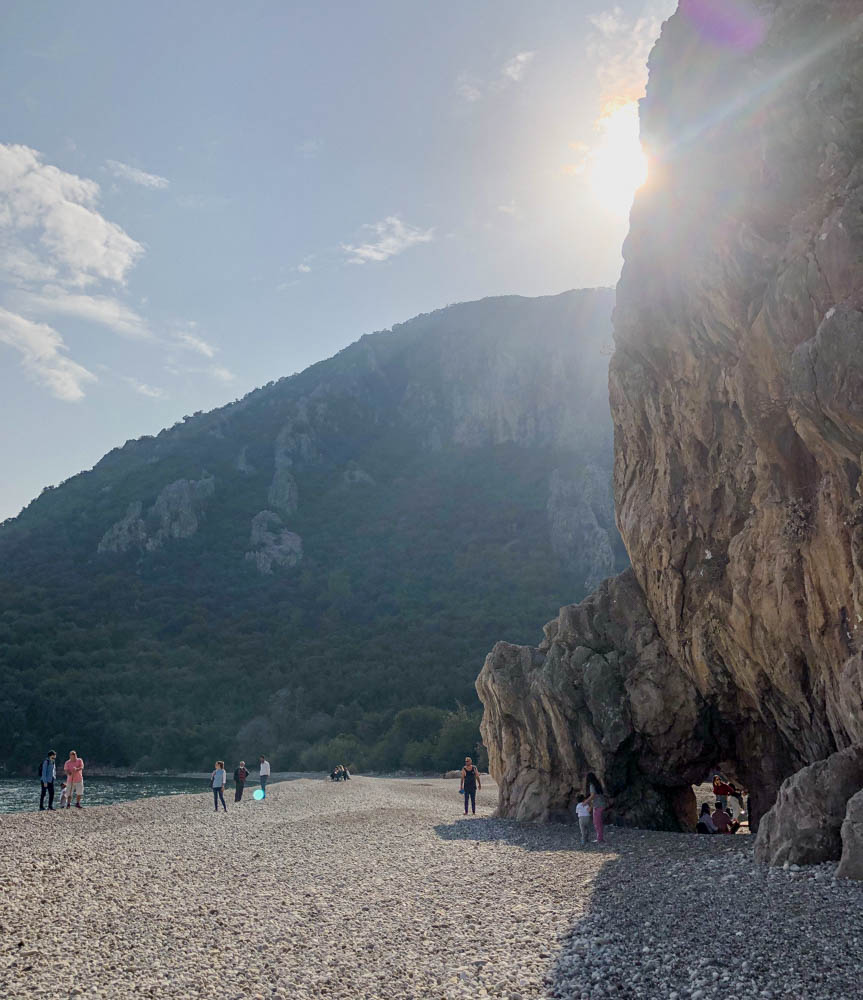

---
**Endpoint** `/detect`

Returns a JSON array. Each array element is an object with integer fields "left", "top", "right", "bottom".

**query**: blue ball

[{"left": 253, "top": 789, "right": 265, "bottom": 801}]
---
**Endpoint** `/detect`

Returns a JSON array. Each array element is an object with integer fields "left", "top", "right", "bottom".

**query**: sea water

[{"left": 0, "top": 775, "right": 215, "bottom": 814}]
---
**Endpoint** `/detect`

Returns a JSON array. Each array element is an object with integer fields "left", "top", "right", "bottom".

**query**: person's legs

[
  {"left": 213, "top": 788, "right": 220, "bottom": 811},
  {"left": 260, "top": 775, "right": 268, "bottom": 797},
  {"left": 47, "top": 782, "right": 55, "bottom": 810},
  {"left": 235, "top": 783, "right": 243, "bottom": 802},
  {"left": 73, "top": 783, "right": 83, "bottom": 808},
  {"left": 579, "top": 815, "right": 591, "bottom": 845},
  {"left": 467, "top": 789, "right": 476, "bottom": 815},
  {"left": 40, "top": 783, "right": 48, "bottom": 810},
  {"left": 593, "top": 806, "right": 604, "bottom": 843},
  {"left": 218, "top": 787, "right": 227, "bottom": 812}
]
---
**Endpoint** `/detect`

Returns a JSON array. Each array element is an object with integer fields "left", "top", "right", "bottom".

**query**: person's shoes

[
  {"left": 48, "top": 807, "right": 54, "bottom": 811},
  {"left": 75, "top": 802, "right": 82, "bottom": 809},
  {"left": 39, "top": 807, "right": 44, "bottom": 811}
]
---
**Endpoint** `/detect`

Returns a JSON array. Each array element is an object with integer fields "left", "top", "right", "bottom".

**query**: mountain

[
  {"left": 0, "top": 288, "right": 625, "bottom": 773},
  {"left": 479, "top": 0, "right": 863, "bottom": 832}
]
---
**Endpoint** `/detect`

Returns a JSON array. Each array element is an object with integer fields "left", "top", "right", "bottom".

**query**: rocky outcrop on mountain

[
  {"left": 97, "top": 474, "right": 215, "bottom": 554},
  {"left": 547, "top": 467, "right": 617, "bottom": 591},
  {"left": 244, "top": 510, "right": 303, "bottom": 574},
  {"left": 754, "top": 746, "right": 863, "bottom": 867},
  {"left": 480, "top": 0, "right": 863, "bottom": 834}
]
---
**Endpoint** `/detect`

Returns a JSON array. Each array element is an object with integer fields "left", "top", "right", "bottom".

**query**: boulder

[
  {"left": 754, "top": 746, "right": 863, "bottom": 867},
  {"left": 837, "top": 789, "right": 863, "bottom": 880}
]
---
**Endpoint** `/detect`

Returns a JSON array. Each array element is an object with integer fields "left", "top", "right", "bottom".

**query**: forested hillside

[{"left": 0, "top": 289, "right": 625, "bottom": 773}]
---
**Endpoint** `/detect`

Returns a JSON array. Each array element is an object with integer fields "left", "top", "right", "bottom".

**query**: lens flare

[
  {"left": 253, "top": 788, "right": 265, "bottom": 800},
  {"left": 586, "top": 102, "right": 648, "bottom": 217}
]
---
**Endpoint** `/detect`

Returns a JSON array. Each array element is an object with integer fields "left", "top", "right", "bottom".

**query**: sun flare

[{"left": 586, "top": 101, "right": 648, "bottom": 217}]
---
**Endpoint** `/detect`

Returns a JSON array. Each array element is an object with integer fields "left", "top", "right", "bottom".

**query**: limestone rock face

[
  {"left": 479, "top": 0, "right": 863, "bottom": 833},
  {"left": 754, "top": 746, "right": 863, "bottom": 867},
  {"left": 837, "top": 789, "right": 863, "bottom": 880},
  {"left": 98, "top": 475, "right": 215, "bottom": 553},
  {"left": 478, "top": 571, "right": 711, "bottom": 830},
  {"left": 244, "top": 511, "right": 303, "bottom": 574},
  {"left": 547, "top": 467, "right": 617, "bottom": 592}
]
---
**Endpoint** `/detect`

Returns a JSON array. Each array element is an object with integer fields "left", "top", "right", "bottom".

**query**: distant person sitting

[
  {"left": 712, "top": 804, "right": 740, "bottom": 835},
  {"left": 696, "top": 802, "right": 717, "bottom": 834},
  {"left": 575, "top": 794, "right": 592, "bottom": 846},
  {"left": 58, "top": 782, "right": 69, "bottom": 809},
  {"left": 460, "top": 756, "right": 481, "bottom": 816},
  {"left": 341, "top": 764, "right": 350, "bottom": 781},
  {"left": 234, "top": 761, "right": 249, "bottom": 802},
  {"left": 259, "top": 755, "right": 271, "bottom": 797},
  {"left": 40, "top": 750, "right": 57, "bottom": 811},
  {"left": 63, "top": 750, "right": 84, "bottom": 809},
  {"left": 330, "top": 767, "right": 340, "bottom": 782},
  {"left": 211, "top": 761, "right": 228, "bottom": 812}
]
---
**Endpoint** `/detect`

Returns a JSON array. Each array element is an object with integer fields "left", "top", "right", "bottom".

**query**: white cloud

[
  {"left": 497, "top": 201, "right": 521, "bottom": 218},
  {"left": 0, "top": 143, "right": 144, "bottom": 288},
  {"left": 587, "top": 3, "right": 672, "bottom": 104},
  {"left": 502, "top": 51, "right": 535, "bottom": 83},
  {"left": 122, "top": 376, "right": 165, "bottom": 398},
  {"left": 456, "top": 75, "right": 483, "bottom": 103},
  {"left": 106, "top": 159, "right": 170, "bottom": 190},
  {"left": 173, "top": 323, "right": 217, "bottom": 358},
  {"left": 296, "top": 139, "right": 322, "bottom": 159},
  {"left": 14, "top": 286, "right": 151, "bottom": 339},
  {"left": 208, "top": 365, "right": 235, "bottom": 383},
  {"left": 296, "top": 262, "right": 312, "bottom": 274},
  {"left": 0, "top": 306, "right": 96, "bottom": 401},
  {"left": 341, "top": 216, "right": 434, "bottom": 264}
]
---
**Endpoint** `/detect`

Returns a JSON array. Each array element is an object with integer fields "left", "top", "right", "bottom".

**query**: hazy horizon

[{"left": 0, "top": 0, "right": 674, "bottom": 519}]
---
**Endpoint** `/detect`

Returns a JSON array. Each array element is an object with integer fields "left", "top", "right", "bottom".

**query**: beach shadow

[{"left": 433, "top": 815, "right": 598, "bottom": 853}]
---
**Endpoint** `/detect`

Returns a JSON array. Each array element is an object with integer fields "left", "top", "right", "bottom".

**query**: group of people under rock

[
  {"left": 696, "top": 773, "right": 747, "bottom": 835},
  {"left": 329, "top": 764, "right": 351, "bottom": 781},
  {"left": 210, "top": 756, "right": 270, "bottom": 811}
]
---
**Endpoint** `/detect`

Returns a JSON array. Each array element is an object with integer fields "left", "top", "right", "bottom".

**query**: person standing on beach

[
  {"left": 585, "top": 772, "right": 608, "bottom": 843},
  {"left": 39, "top": 751, "right": 57, "bottom": 811},
  {"left": 259, "top": 755, "right": 270, "bottom": 797},
  {"left": 63, "top": 751, "right": 84, "bottom": 809},
  {"left": 211, "top": 761, "right": 228, "bottom": 812},
  {"left": 575, "top": 794, "right": 592, "bottom": 846},
  {"left": 233, "top": 761, "right": 249, "bottom": 802},
  {"left": 460, "top": 756, "right": 481, "bottom": 816}
]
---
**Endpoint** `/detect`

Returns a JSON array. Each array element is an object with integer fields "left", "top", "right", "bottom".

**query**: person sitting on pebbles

[
  {"left": 712, "top": 803, "right": 740, "bottom": 835},
  {"left": 696, "top": 802, "right": 717, "bottom": 834}
]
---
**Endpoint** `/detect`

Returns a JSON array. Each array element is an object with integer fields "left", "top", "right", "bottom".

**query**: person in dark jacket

[
  {"left": 233, "top": 761, "right": 249, "bottom": 802},
  {"left": 40, "top": 751, "right": 57, "bottom": 811},
  {"left": 460, "top": 756, "right": 481, "bottom": 815}
]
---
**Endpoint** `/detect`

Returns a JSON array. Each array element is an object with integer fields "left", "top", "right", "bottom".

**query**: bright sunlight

[{"left": 586, "top": 101, "right": 649, "bottom": 217}]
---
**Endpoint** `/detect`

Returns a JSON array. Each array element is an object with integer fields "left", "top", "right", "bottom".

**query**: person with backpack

[
  {"left": 211, "top": 761, "right": 228, "bottom": 812},
  {"left": 460, "top": 756, "right": 481, "bottom": 816},
  {"left": 39, "top": 751, "right": 57, "bottom": 811},
  {"left": 233, "top": 761, "right": 249, "bottom": 802},
  {"left": 63, "top": 750, "right": 84, "bottom": 809}
]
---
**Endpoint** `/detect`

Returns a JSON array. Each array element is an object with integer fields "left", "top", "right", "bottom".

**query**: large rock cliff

[{"left": 479, "top": 0, "right": 863, "bottom": 831}]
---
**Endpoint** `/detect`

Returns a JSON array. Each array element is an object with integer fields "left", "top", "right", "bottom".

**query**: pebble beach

[{"left": 1, "top": 776, "right": 861, "bottom": 1000}]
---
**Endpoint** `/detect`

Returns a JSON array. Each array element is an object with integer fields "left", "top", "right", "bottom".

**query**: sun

[{"left": 586, "top": 102, "right": 648, "bottom": 217}]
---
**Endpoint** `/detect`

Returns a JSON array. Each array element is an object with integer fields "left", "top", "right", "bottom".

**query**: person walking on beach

[
  {"left": 585, "top": 772, "right": 608, "bottom": 843},
  {"left": 576, "top": 794, "right": 592, "bottom": 846},
  {"left": 63, "top": 751, "right": 84, "bottom": 809},
  {"left": 234, "top": 761, "right": 249, "bottom": 802},
  {"left": 259, "top": 755, "right": 270, "bottom": 797},
  {"left": 211, "top": 761, "right": 228, "bottom": 812},
  {"left": 39, "top": 751, "right": 57, "bottom": 811},
  {"left": 460, "top": 756, "right": 481, "bottom": 816}
]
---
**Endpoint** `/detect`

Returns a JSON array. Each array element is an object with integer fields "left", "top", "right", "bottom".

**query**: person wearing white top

[
  {"left": 575, "top": 794, "right": 592, "bottom": 846},
  {"left": 259, "top": 756, "right": 271, "bottom": 797},
  {"left": 211, "top": 760, "right": 228, "bottom": 813}
]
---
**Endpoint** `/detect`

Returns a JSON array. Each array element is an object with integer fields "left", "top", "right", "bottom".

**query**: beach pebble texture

[{"left": 1, "top": 777, "right": 862, "bottom": 999}]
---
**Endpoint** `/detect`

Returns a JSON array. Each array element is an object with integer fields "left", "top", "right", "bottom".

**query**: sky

[{"left": 0, "top": 0, "right": 675, "bottom": 521}]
